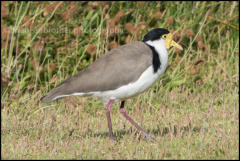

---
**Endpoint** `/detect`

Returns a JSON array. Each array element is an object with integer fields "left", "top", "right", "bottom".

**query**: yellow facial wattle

[{"left": 163, "top": 33, "right": 183, "bottom": 51}]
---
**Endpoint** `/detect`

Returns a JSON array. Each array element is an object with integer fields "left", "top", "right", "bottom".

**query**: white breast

[{"left": 92, "top": 64, "right": 166, "bottom": 103}]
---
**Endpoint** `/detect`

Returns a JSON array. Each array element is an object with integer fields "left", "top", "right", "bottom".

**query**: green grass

[{"left": 1, "top": 1, "right": 239, "bottom": 159}]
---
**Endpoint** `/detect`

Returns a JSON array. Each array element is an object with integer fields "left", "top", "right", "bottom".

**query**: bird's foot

[
  {"left": 144, "top": 133, "right": 156, "bottom": 142},
  {"left": 110, "top": 138, "right": 115, "bottom": 144}
]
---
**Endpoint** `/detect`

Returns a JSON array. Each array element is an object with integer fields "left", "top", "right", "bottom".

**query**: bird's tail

[
  {"left": 40, "top": 94, "right": 55, "bottom": 103},
  {"left": 40, "top": 85, "right": 65, "bottom": 103}
]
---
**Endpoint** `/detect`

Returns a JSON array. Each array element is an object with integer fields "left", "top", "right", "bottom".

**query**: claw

[
  {"left": 144, "top": 133, "right": 156, "bottom": 142},
  {"left": 110, "top": 138, "right": 115, "bottom": 144}
]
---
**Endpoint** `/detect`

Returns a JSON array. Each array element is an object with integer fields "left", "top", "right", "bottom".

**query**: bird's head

[{"left": 143, "top": 28, "right": 183, "bottom": 51}]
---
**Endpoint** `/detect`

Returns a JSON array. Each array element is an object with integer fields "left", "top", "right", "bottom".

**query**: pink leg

[
  {"left": 106, "top": 99, "right": 115, "bottom": 143},
  {"left": 119, "top": 101, "right": 155, "bottom": 141}
]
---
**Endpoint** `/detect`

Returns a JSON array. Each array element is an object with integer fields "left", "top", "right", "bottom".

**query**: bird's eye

[{"left": 162, "top": 35, "right": 167, "bottom": 39}]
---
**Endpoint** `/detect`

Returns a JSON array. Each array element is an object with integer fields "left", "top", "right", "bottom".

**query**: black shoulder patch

[{"left": 145, "top": 44, "right": 161, "bottom": 73}]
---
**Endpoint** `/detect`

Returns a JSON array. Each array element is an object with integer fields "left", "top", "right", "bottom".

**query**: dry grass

[{"left": 1, "top": 1, "right": 239, "bottom": 159}]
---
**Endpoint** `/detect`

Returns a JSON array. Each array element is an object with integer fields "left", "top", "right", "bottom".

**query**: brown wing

[{"left": 41, "top": 41, "right": 153, "bottom": 102}]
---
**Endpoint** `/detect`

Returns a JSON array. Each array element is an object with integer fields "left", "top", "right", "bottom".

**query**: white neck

[{"left": 145, "top": 39, "right": 169, "bottom": 74}]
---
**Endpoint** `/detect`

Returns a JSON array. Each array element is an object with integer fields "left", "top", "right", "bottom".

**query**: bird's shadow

[{"left": 70, "top": 124, "right": 201, "bottom": 142}]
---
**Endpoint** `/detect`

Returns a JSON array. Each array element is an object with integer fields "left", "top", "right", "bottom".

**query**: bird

[{"left": 41, "top": 28, "right": 183, "bottom": 143}]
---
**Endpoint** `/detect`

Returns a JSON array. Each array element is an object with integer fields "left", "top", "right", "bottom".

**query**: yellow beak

[{"left": 166, "top": 33, "right": 183, "bottom": 50}]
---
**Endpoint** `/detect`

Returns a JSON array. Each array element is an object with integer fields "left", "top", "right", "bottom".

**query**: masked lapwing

[{"left": 41, "top": 28, "right": 183, "bottom": 142}]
